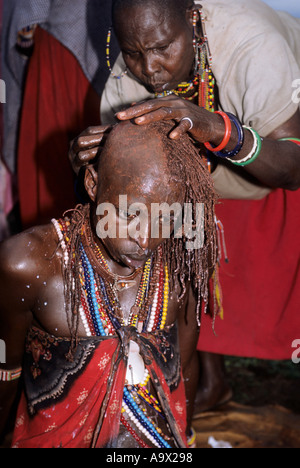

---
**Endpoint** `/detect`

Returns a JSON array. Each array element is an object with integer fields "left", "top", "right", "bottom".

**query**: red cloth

[
  {"left": 12, "top": 340, "right": 122, "bottom": 448},
  {"left": 12, "top": 328, "right": 188, "bottom": 448},
  {"left": 17, "top": 27, "right": 100, "bottom": 228},
  {"left": 198, "top": 188, "right": 300, "bottom": 360}
]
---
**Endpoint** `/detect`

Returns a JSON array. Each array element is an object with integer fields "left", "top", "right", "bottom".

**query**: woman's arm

[{"left": 117, "top": 98, "right": 300, "bottom": 191}]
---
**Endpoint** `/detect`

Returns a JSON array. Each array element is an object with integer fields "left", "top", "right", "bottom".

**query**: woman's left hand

[{"left": 116, "top": 95, "right": 223, "bottom": 145}]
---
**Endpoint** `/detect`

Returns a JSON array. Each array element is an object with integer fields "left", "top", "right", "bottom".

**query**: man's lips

[
  {"left": 120, "top": 252, "right": 150, "bottom": 269},
  {"left": 123, "top": 253, "right": 149, "bottom": 262}
]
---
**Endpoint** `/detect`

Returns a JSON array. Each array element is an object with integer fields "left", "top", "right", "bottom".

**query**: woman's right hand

[{"left": 69, "top": 125, "right": 112, "bottom": 175}]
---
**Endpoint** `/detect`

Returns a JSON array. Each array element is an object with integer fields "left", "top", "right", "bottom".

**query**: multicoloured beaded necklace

[{"left": 52, "top": 216, "right": 173, "bottom": 448}]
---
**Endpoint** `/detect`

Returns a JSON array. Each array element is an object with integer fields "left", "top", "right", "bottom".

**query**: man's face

[
  {"left": 93, "top": 124, "right": 184, "bottom": 271},
  {"left": 114, "top": 4, "right": 195, "bottom": 94}
]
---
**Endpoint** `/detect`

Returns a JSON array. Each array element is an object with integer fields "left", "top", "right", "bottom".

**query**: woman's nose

[{"left": 142, "top": 51, "right": 161, "bottom": 78}]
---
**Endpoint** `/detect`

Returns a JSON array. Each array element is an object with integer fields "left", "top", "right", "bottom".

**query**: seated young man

[{"left": 0, "top": 120, "right": 217, "bottom": 448}]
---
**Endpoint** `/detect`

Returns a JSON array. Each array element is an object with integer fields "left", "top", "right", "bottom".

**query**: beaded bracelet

[
  {"left": 204, "top": 111, "right": 232, "bottom": 153},
  {"left": 228, "top": 126, "right": 262, "bottom": 167},
  {"left": 214, "top": 113, "right": 244, "bottom": 159},
  {"left": 0, "top": 367, "right": 22, "bottom": 382},
  {"left": 278, "top": 137, "right": 300, "bottom": 146}
]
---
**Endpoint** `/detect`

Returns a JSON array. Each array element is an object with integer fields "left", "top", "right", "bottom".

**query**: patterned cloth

[{"left": 12, "top": 326, "right": 188, "bottom": 448}]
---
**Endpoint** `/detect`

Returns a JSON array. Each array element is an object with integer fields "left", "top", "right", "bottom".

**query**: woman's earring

[
  {"left": 193, "top": 10, "right": 203, "bottom": 75},
  {"left": 192, "top": 9, "right": 199, "bottom": 51},
  {"left": 106, "top": 27, "right": 128, "bottom": 79}
]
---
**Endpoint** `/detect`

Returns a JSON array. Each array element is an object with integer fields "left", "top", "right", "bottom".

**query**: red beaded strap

[
  {"left": 120, "top": 415, "right": 151, "bottom": 448},
  {"left": 204, "top": 111, "right": 232, "bottom": 152}
]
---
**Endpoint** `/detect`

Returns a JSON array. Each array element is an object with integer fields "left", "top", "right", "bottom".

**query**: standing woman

[
  {"left": 72, "top": 0, "right": 300, "bottom": 416},
  {"left": 3, "top": 0, "right": 119, "bottom": 229}
]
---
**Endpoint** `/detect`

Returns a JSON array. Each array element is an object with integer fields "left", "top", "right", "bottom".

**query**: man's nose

[{"left": 137, "top": 234, "right": 150, "bottom": 253}]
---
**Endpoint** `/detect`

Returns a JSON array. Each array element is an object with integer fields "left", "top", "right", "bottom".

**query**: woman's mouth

[{"left": 152, "top": 83, "right": 169, "bottom": 93}]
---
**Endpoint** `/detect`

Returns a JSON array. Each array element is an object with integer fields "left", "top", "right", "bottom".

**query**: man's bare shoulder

[{"left": 0, "top": 223, "right": 59, "bottom": 279}]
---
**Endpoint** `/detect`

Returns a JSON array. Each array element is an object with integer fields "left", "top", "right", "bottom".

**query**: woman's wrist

[
  {"left": 204, "top": 112, "right": 232, "bottom": 152},
  {"left": 205, "top": 111, "right": 230, "bottom": 147},
  {"left": 205, "top": 111, "right": 263, "bottom": 167}
]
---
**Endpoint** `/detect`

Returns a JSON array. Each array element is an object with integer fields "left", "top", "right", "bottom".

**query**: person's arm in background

[
  {"left": 177, "top": 284, "right": 200, "bottom": 441},
  {"left": 0, "top": 235, "right": 35, "bottom": 444}
]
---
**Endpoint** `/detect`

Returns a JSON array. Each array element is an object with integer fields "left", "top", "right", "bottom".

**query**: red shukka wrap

[{"left": 12, "top": 326, "right": 188, "bottom": 449}]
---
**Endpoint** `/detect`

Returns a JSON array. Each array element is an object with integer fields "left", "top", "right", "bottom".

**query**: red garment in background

[
  {"left": 198, "top": 188, "right": 300, "bottom": 360},
  {"left": 18, "top": 27, "right": 100, "bottom": 228}
]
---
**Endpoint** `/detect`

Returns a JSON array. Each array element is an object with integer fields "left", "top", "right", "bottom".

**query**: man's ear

[{"left": 84, "top": 165, "right": 99, "bottom": 202}]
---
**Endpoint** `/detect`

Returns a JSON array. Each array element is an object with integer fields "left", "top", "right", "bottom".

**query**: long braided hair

[
  {"left": 154, "top": 121, "right": 218, "bottom": 322},
  {"left": 61, "top": 121, "right": 218, "bottom": 355}
]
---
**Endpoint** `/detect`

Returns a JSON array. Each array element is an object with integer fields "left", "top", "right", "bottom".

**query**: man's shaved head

[
  {"left": 90, "top": 120, "right": 217, "bottom": 314},
  {"left": 97, "top": 121, "right": 181, "bottom": 202}
]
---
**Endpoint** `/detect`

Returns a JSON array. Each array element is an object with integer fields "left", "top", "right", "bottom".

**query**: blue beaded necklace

[{"left": 78, "top": 241, "right": 173, "bottom": 448}]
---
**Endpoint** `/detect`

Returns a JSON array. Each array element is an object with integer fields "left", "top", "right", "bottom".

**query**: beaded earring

[
  {"left": 106, "top": 27, "right": 128, "bottom": 79},
  {"left": 192, "top": 8, "right": 215, "bottom": 112}
]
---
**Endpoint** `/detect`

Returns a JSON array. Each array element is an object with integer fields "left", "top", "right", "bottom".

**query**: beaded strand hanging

[{"left": 52, "top": 216, "right": 173, "bottom": 448}]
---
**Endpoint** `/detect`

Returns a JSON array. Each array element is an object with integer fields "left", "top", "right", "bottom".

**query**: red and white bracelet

[{"left": 0, "top": 367, "right": 22, "bottom": 382}]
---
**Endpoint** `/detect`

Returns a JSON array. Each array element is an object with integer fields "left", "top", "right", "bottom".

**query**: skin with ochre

[{"left": 0, "top": 121, "right": 200, "bottom": 446}]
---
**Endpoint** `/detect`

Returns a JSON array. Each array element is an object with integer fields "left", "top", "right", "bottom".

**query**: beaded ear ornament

[
  {"left": 106, "top": 27, "right": 128, "bottom": 79},
  {"left": 192, "top": 8, "right": 215, "bottom": 111},
  {"left": 154, "top": 8, "right": 215, "bottom": 110}
]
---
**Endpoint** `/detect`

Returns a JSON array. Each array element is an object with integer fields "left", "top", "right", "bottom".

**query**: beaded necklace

[{"left": 52, "top": 216, "right": 173, "bottom": 448}]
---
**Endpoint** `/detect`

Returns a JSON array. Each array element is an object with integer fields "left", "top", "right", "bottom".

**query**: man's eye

[
  {"left": 154, "top": 44, "right": 169, "bottom": 54},
  {"left": 119, "top": 210, "right": 136, "bottom": 220}
]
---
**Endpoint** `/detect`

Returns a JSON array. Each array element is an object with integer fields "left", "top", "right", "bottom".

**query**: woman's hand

[
  {"left": 116, "top": 95, "right": 224, "bottom": 145},
  {"left": 69, "top": 125, "right": 112, "bottom": 175}
]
